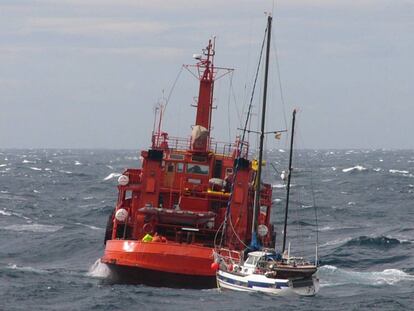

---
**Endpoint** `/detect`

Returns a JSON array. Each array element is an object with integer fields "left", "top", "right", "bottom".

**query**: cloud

[
  {"left": 27, "top": 17, "right": 169, "bottom": 37},
  {"left": 0, "top": 45, "right": 184, "bottom": 61}
]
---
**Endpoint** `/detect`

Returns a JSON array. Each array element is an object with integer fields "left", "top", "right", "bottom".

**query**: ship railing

[
  {"left": 152, "top": 132, "right": 249, "bottom": 157},
  {"left": 215, "top": 248, "right": 242, "bottom": 265}
]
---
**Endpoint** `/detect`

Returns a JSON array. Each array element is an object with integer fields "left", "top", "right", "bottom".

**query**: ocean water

[{"left": 1, "top": 149, "right": 413, "bottom": 311}]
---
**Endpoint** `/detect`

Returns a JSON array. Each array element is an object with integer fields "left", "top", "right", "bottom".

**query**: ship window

[
  {"left": 225, "top": 168, "right": 233, "bottom": 176},
  {"left": 192, "top": 155, "right": 207, "bottom": 162},
  {"left": 176, "top": 163, "right": 184, "bottom": 173},
  {"left": 167, "top": 163, "right": 175, "bottom": 173},
  {"left": 170, "top": 153, "right": 185, "bottom": 160},
  {"left": 125, "top": 190, "right": 132, "bottom": 200},
  {"left": 245, "top": 255, "right": 260, "bottom": 266},
  {"left": 187, "top": 164, "right": 209, "bottom": 175}
]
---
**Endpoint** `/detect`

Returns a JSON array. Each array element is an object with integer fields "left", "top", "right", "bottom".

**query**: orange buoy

[{"left": 210, "top": 262, "right": 219, "bottom": 271}]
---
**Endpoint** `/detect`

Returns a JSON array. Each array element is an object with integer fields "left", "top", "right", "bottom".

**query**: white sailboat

[{"left": 213, "top": 15, "right": 319, "bottom": 296}]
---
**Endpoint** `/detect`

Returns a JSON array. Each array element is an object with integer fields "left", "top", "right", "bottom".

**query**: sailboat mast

[
  {"left": 282, "top": 109, "right": 296, "bottom": 252},
  {"left": 252, "top": 15, "right": 272, "bottom": 238}
]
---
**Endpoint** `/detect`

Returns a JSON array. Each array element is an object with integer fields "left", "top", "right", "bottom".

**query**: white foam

[
  {"left": 74, "top": 161, "right": 82, "bottom": 166},
  {"left": 4, "top": 224, "right": 63, "bottom": 233},
  {"left": 7, "top": 263, "right": 48, "bottom": 274},
  {"left": 22, "top": 159, "right": 35, "bottom": 164},
  {"left": 103, "top": 172, "right": 121, "bottom": 181},
  {"left": 320, "top": 265, "right": 414, "bottom": 286},
  {"left": 389, "top": 169, "right": 409, "bottom": 174},
  {"left": 59, "top": 170, "right": 72, "bottom": 174},
  {"left": 0, "top": 210, "right": 12, "bottom": 216},
  {"left": 342, "top": 165, "right": 366, "bottom": 173},
  {"left": 29, "top": 167, "right": 42, "bottom": 171},
  {"left": 87, "top": 258, "right": 112, "bottom": 278},
  {"left": 331, "top": 167, "right": 337, "bottom": 171},
  {"left": 278, "top": 149, "right": 286, "bottom": 153},
  {"left": 272, "top": 183, "right": 285, "bottom": 189},
  {"left": 320, "top": 226, "right": 333, "bottom": 231},
  {"left": 0, "top": 164, "right": 7, "bottom": 167},
  {"left": 322, "top": 178, "right": 333, "bottom": 182},
  {"left": 373, "top": 168, "right": 382, "bottom": 172},
  {"left": 320, "top": 237, "right": 352, "bottom": 247},
  {"left": 75, "top": 222, "right": 104, "bottom": 231}
]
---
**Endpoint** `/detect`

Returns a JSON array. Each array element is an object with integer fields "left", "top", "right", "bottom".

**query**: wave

[
  {"left": 22, "top": 159, "right": 35, "bottom": 164},
  {"left": 0, "top": 164, "right": 7, "bottom": 167},
  {"left": 3, "top": 224, "right": 63, "bottom": 233},
  {"left": 0, "top": 210, "right": 12, "bottom": 216},
  {"left": 103, "top": 172, "right": 121, "bottom": 181},
  {"left": 290, "top": 220, "right": 315, "bottom": 227},
  {"left": 342, "top": 165, "right": 367, "bottom": 173},
  {"left": 74, "top": 222, "right": 104, "bottom": 231},
  {"left": 342, "top": 235, "right": 410, "bottom": 248},
  {"left": 319, "top": 237, "right": 353, "bottom": 247},
  {"left": 58, "top": 170, "right": 72, "bottom": 174},
  {"left": 29, "top": 167, "right": 42, "bottom": 171},
  {"left": 319, "top": 226, "right": 360, "bottom": 233},
  {"left": 87, "top": 258, "right": 112, "bottom": 278},
  {"left": 320, "top": 265, "right": 414, "bottom": 286},
  {"left": 389, "top": 169, "right": 409, "bottom": 175},
  {"left": 5, "top": 263, "right": 50, "bottom": 275}
]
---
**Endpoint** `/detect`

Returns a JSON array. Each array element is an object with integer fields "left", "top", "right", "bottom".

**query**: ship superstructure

[{"left": 101, "top": 40, "right": 275, "bottom": 288}]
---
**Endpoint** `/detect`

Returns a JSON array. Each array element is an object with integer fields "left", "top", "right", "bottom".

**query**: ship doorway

[
  {"left": 213, "top": 160, "right": 223, "bottom": 178},
  {"left": 165, "top": 162, "right": 175, "bottom": 187}
]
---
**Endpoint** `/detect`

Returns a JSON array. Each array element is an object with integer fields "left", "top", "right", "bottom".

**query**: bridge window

[
  {"left": 176, "top": 163, "right": 184, "bottom": 173},
  {"left": 167, "top": 163, "right": 175, "bottom": 173},
  {"left": 170, "top": 153, "right": 185, "bottom": 160},
  {"left": 187, "top": 164, "right": 209, "bottom": 175}
]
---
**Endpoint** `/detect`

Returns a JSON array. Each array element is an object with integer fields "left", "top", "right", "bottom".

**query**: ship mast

[
  {"left": 193, "top": 39, "right": 215, "bottom": 152},
  {"left": 282, "top": 109, "right": 296, "bottom": 252},
  {"left": 251, "top": 15, "right": 272, "bottom": 245}
]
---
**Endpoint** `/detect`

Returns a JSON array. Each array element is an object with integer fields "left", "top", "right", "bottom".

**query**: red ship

[{"left": 101, "top": 39, "right": 276, "bottom": 288}]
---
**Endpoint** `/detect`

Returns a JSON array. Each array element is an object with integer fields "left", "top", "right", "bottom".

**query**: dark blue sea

[{"left": 1, "top": 149, "right": 413, "bottom": 310}]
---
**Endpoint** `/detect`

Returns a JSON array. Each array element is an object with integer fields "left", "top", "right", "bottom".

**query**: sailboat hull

[{"left": 216, "top": 269, "right": 319, "bottom": 296}]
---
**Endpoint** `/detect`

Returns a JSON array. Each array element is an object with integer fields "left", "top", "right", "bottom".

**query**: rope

[
  {"left": 271, "top": 21, "right": 288, "bottom": 132},
  {"left": 215, "top": 25, "right": 268, "bottom": 249},
  {"left": 163, "top": 66, "right": 184, "bottom": 112},
  {"left": 226, "top": 72, "right": 233, "bottom": 142},
  {"left": 296, "top": 116, "right": 320, "bottom": 265}
]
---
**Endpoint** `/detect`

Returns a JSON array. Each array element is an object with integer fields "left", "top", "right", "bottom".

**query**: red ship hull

[
  {"left": 99, "top": 40, "right": 275, "bottom": 289},
  {"left": 101, "top": 240, "right": 216, "bottom": 288}
]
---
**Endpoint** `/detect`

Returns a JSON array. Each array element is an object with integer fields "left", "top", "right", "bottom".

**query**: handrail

[{"left": 151, "top": 133, "right": 249, "bottom": 157}]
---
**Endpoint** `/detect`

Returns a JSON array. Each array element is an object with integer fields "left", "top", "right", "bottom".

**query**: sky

[{"left": 0, "top": 0, "right": 413, "bottom": 149}]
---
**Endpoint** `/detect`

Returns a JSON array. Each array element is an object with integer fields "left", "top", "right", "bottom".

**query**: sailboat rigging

[
  {"left": 282, "top": 109, "right": 296, "bottom": 253},
  {"left": 213, "top": 15, "right": 320, "bottom": 296}
]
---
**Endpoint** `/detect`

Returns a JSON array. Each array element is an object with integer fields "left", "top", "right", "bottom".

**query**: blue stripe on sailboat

[{"left": 217, "top": 274, "right": 289, "bottom": 289}]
